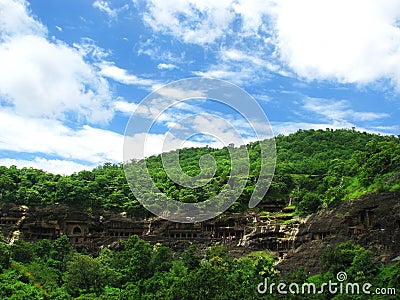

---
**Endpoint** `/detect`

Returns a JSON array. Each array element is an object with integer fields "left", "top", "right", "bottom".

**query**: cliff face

[
  {"left": 277, "top": 192, "right": 400, "bottom": 274},
  {"left": 0, "top": 197, "right": 296, "bottom": 253},
  {"left": 0, "top": 192, "right": 399, "bottom": 274}
]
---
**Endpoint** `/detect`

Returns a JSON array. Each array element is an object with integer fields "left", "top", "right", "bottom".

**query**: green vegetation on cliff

[
  {"left": 0, "top": 234, "right": 398, "bottom": 299},
  {"left": 1, "top": 128, "right": 399, "bottom": 216}
]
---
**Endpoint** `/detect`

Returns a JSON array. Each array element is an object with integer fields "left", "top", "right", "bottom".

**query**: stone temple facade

[
  {"left": 1, "top": 192, "right": 399, "bottom": 275},
  {"left": 0, "top": 198, "right": 296, "bottom": 254}
]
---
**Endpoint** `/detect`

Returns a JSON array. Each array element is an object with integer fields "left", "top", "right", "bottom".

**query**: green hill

[{"left": 0, "top": 128, "right": 399, "bottom": 216}]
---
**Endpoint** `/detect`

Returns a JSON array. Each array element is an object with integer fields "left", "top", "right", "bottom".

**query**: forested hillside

[
  {"left": 0, "top": 233, "right": 400, "bottom": 299},
  {"left": 1, "top": 128, "right": 400, "bottom": 299},
  {"left": 1, "top": 128, "right": 399, "bottom": 216}
]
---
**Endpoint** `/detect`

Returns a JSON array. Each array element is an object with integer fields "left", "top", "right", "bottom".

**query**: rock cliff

[{"left": 0, "top": 192, "right": 398, "bottom": 274}]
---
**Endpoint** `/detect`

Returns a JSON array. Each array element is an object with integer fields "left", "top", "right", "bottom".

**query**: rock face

[
  {"left": 0, "top": 203, "right": 251, "bottom": 251},
  {"left": 0, "top": 192, "right": 399, "bottom": 274},
  {"left": 277, "top": 192, "right": 400, "bottom": 275},
  {"left": 0, "top": 198, "right": 294, "bottom": 253}
]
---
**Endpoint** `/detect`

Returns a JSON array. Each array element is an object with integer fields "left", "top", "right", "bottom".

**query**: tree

[
  {"left": 49, "top": 235, "right": 74, "bottom": 272},
  {"left": 10, "top": 240, "right": 35, "bottom": 264},
  {"left": 322, "top": 241, "right": 378, "bottom": 281},
  {"left": 150, "top": 243, "right": 174, "bottom": 272},
  {"left": 63, "top": 253, "right": 107, "bottom": 296},
  {"left": 181, "top": 244, "right": 201, "bottom": 271},
  {"left": 0, "top": 233, "right": 10, "bottom": 272},
  {"left": 111, "top": 235, "right": 153, "bottom": 284},
  {"left": 296, "top": 192, "right": 321, "bottom": 215}
]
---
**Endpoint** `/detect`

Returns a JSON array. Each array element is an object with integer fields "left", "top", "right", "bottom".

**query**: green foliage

[
  {"left": 0, "top": 129, "right": 399, "bottom": 298},
  {"left": 322, "top": 241, "right": 378, "bottom": 281},
  {"left": 0, "top": 233, "right": 10, "bottom": 272},
  {"left": 296, "top": 191, "right": 322, "bottom": 215},
  {"left": 150, "top": 243, "right": 174, "bottom": 272},
  {"left": 0, "top": 235, "right": 399, "bottom": 299},
  {"left": 49, "top": 235, "right": 75, "bottom": 272},
  {"left": 10, "top": 240, "right": 34, "bottom": 264},
  {"left": 63, "top": 253, "right": 109, "bottom": 296},
  {"left": 206, "top": 243, "right": 230, "bottom": 262},
  {"left": 0, "top": 268, "right": 47, "bottom": 299},
  {"left": 181, "top": 244, "right": 201, "bottom": 270},
  {"left": 0, "top": 129, "right": 399, "bottom": 217},
  {"left": 110, "top": 235, "right": 153, "bottom": 284}
]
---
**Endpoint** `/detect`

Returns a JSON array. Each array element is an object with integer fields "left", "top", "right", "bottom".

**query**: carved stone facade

[
  {"left": 1, "top": 192, "right": 399, "bottom": 275},
  {"left": 0, "top": 204, "right": 257, "bottom": 250}
]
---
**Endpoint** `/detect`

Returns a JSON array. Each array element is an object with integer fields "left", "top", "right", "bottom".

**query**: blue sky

[{"left": 0, "top": 0, "right": 399, "bottom": 174}]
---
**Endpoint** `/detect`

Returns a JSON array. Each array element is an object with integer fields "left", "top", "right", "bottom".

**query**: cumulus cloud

[
  {"left": 139, "top": 0, "right": 400, "bottom": 89},
  {"left": 273, "top": 0, "right": 400, "bottom": 86},
  {"left": 0, "top": 0, "right": 46, "bottom": 37},
  {"left": 113, "top": 99, "right": 138, "bottom": 115},
  {"left": 142, "top": 0, "right": 237, "bottom": 45},
  {"left": 0, "top": 109, "right": 123, "bottom": 165},
  {"left": 0, "top": 35, "right": 113, "bottom": 123},
  {"left": 0, "top": 0, "right": 114, "bottom": 124}
]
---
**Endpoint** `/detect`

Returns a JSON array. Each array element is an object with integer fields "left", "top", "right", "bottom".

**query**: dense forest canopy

[
  {"left": 1, "top": 128, "right": 399, "bottom": 216},
  {"left": 0, "top": 233, "right": 399, "bottom": 299}
]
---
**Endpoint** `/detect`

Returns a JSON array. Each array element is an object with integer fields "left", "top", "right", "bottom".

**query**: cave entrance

[{"left": 72, "top": 226, "right": 82, "bottom": 235}]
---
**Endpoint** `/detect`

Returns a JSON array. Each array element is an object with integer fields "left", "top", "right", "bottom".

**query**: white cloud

[
  {"left": 140, "top": 0, "right": 276, "bottom": 44},
  {"left": 155, "top": 86, "right": 205, "bottom": 101},
  {"left": 0, "top": 0, "right": 115, "bottom": 124},
  {"left": 93, "top": 0, "right": 118, "bottom": 18},
  {"left": 0, "top": 109, "right": 123, "bottom": 166},
  {"left": 157, "top": 63, "right": 178, "bottom": 70},
  {"left": 73, "top": 37, "right": 110, "bottom": 62},
  {"left": 142, "top": 0, "right": 236, "bottom": 45},
  {"left": 98, "top": 62, "right": 158, "bottom": 88},
  {"left": 137, "top": 0, "right": 278, "bottom": 83},
  {"left": 124, "top": 131, "right": 225, "bottom": 160},
  {"left": 273, "top": 0, "right": 400, "bottom": 86},
  {"left": 253, "top": 94, "right": 272, "bottom": 103},
  {"left": 140, "top": 0, "right": 400, "bottom": 89},
  {"left": 0, "top": 0, "right": 46, "bottom": 38},
  {"left": 193, "top": 67, "right": 252, "bottom": 85},
  {"left": 93, "top": 0, "right": 129, "bottom": 20},
  {"left": 0, "top": 0, "right": 130, "bottom": 173},
  {"left": 113, "top": 99, "right": 138, "bottom": 115},
  {"left": 302, "top": 97, "right": 389, "bottom": 122},
  {"left": 0, "top": 35, "right": 113, "bottom": 123},
  {"left": 0, "top": 157, "right": 94, "bottom": 175},
  {"left": 222, "top": 49, "right": 264, "bottom": 66}
]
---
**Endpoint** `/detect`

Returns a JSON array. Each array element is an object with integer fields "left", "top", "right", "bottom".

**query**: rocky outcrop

[{"left": 277, "top": 192, "right": 400, "bottom": 275}]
